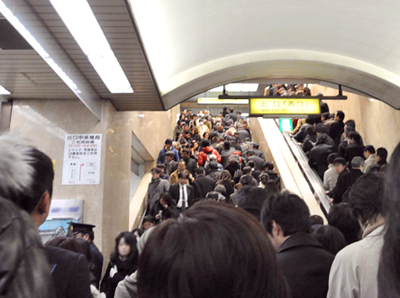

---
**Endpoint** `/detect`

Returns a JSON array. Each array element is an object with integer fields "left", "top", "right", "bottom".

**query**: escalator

[{"left": 255, "top": 118, "right": 330, "bottom": 220}]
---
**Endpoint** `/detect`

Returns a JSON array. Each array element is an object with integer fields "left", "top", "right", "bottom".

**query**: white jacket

[
  {"left": 327, "top": 220, "right": 385, "bottom": 298},
  {"left": 324, "top": 164, "right": 339, "bottom": 191},
  {"left": 363, "top": 154, "right": 377, "bottom": 173}
]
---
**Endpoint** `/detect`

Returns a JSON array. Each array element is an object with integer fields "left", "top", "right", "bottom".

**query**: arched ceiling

[{"left": 129, "top": 0, "right": 400, "bottom": 109}]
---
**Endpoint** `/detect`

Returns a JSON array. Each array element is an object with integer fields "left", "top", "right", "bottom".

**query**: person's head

[
  {"left": 243, "top": 166, "right": 252, "bottom": 175},
  {"left": 157, "top": 164, "right": 165, "bottom": 175},
  {"left": 335, "top": 110, "right": 345, "bottom": 122},
  {"left": 181, "top": 148, "right": 191, "bottom": 159},
  {"left": 333, "top": 157, "right": 347, "bottom": 174},
  {"left": 209, "top": 161, "right": 219, "bottom": 170},
  {"left": 223, "top": 141, "right": 230, "bottom": 150},
  {"left": 0, "top": 136, "right": 55, "bottom": 228},
  {"left": 195, "top": 167, "right": 205, "bottom": 177},
  {"left": 165, "top": 151, "right": 175, "bottom": 162},
  {"left": 237, "top": 187, "right": 268, "bottom": 220},
  {"left": 160, "top": 193, "right": 173, "bottom": 207},
  {"left": 203, "top": 132, "right": 210, "bottom": 140},
  {"left": 247, "top": 150, "right": 255, "bottom": 157},
  {"left": 351, "top": 156, "right": 364, "bottom": 170},
  {"left": 248, "top": 160, "right": 255, "bottom": 169},
  {"left": 178, "top": 171, "right": 189, "bottom": 185},
  {"left": 151, "top": 167, "right": 161, "bottom": 180},
  {"left": 263, "top": 162, "right": 275, "bottom": 172},
  {"left": 321, "top": 112, "right": 330, "bottom": 122},
  {"left": 259, "top": 172, "right": 269, "bottom": 185},
  {"left": 132, "top": 228, "right": 145, "bottom": 239},
  {"left": 364, "top": 145, "right": 376, "bottom": 159},
  {"left": 376, "top": 147, "right": 388, "bottom": 163},
  {"left": 177, "top": 161, "right": 186, "bottom": 172},
  {"left": 261, "top": 191, "right": 311, "bottom": 250},
  {"left": 315, "top": 123, "right": 329, "bottom": 135},
  {"left": 219, "top": 170, "right": 232, "bottom": 182},
  {"left": 327, "top": 203, "right": 361, "bottom": 245},
  {"left": 312, "top": 225, "right": 347, "bottom": 255},
  {"left": 327, "top": 153, "right": 338, "bottom": 165},
  {"left": 214, "top": 184, "right": 226, "bottom": 196},
  {"left": 347, "top": 131, "right": 361, "bottom": 145},
  {"left": 253, "top": 142, "right": 260, "bottom": 150},
  {"left": 112, "top": 231, "right": 138, "bottom": 262},
  {"left": 143, "top": 216, "right": 155, "bottom": 230},
  {"left": 45, "top": 237, "right": 82, "bottom": 253},
  {"left": 217, "top": 125, "right": 224, "bottom": 132},
  {"left": 229, "top": 107, "right": 234, "bottom": 113},
  {"left": 165, "top": 139, "right": 173, "bottom": 150},
  {"left": 348, "top": 173, "right": 384, "bottom": 227},
  {"left": 223, "top": 106, "right": 227, "bottom": 111},
  {"left": 201, "top": 140, "right": 210, "bottom": 148},
  {"left": 344, "top": 120, "right": 356, "bottom": 131},
  {"left": 239, "top": 175, "right": 253, "bottom": 187},
  {"left": 138, "top": 201, "right": 288, "bottom": 298},
  {"left": 310, "top": 215, "right": 324, "bottom": 226}
]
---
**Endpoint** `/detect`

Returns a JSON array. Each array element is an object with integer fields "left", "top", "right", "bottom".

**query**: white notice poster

[{"left": 62, "top": 134, "right": 102, "bottom": 185}]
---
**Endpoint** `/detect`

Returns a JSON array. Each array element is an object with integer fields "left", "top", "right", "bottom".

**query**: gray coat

[{"left": 147, "top": 178, "right": 170, "bottom": 206}]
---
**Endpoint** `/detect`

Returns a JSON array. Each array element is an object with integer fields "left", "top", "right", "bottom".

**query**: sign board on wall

[
  {"left": 249, "top": 97, "right": 321, "bottom": 117},
  {"left": 62, "top": 134, "right": 102, "bottom": 185}
]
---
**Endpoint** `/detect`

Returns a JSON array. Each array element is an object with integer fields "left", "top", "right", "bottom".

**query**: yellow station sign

[{"left": 249, "top": 97, "right": 321, "bottom": 117}]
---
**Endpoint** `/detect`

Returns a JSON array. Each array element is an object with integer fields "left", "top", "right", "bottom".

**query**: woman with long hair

[
  {"left": 100, "top": 232, "right": 139, "bottom": 298},
  {"left": 216, "top": 170, "right": 235, "bottom": 200}
]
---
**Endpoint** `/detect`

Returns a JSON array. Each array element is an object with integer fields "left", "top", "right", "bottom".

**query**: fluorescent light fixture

[
  {"left": 50, "top": 0, "right": 133, "bottom": 94},
  {"left": 0, "top": 1, "right": 81, "bottom": 95},
  {"left": 208, "top": 83, "right": 259, "bottom": 93},
  {"left": 369, "top": 98, "right": 375, "bottom": 102},
  {"left": 0, "top": 85, "right": 10, "bottom": 95}
]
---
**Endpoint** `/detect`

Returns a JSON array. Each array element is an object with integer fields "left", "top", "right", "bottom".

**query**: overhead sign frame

[{"left": 249, "top": 96, "right": 321, "bottom": 117}]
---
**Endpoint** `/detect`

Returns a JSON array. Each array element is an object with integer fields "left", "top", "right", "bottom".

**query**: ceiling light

[
  {"left": 208, "top": 83, "right": 259, "bottom": 93},
  {"left": 50, "top": 0, "right": 133, "bottom": 94},
  {"left": 0, "top": 85, "right": 10, "bottom": 95},
  {"left": 369, "top": 98, "right": 375, "bottom": 102}
]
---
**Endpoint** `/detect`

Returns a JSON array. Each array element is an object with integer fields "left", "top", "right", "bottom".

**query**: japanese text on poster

[{"left": 62, "top": 134, "right": 102, "bottom": 185}]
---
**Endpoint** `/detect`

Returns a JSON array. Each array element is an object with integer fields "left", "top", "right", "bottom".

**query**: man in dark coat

[
  {"left": 164, "top": 151, "right": 178, "bottom": 175},
  {"left": 344, "top": 131, "right": 364, "bottom": 164},
  {"left": 168, "top": 172, "right": 195, "bottom": 212},
  {"left": 308, "top": 134, "right": 334, "bottom": 179},
  {"left": 228, "top": 108, "right": 238, "bottom": 122},
  {"left": 221, "top": 141, "right": 235, "bottom": 166},
  {"left": 68, "top": 222, "right": 104, "bottom": 290},
  {"left": 252, "top": 143, "right": 266, "bottom": 161},
  {"left": 45, "top": 246, "right": 92, "bottom": 298},
  {"left": 192, "top": 167, "right": 215, "bottom": 201},
  {"left": 246, "top": 150, "right": 264, "bottom": 171},
  {"left": 329, "top": 111, "right": 345, "bottom": 146},
  {"left": 331, "top": 157, "right": 364, "bottom": 204},
  {"left": 261, "top": 192, "right": 334, "bottom": 298},
  {"left": 181, "top": 148, "right": 197, "bottom": 176}
]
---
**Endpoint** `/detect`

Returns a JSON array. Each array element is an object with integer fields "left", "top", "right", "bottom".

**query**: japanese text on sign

[
  {"left": 249, "top": 98, "right": 321, "bottom": 117},
  {"left": 62, "top": 134, "right": 102, "bottom": 185}
]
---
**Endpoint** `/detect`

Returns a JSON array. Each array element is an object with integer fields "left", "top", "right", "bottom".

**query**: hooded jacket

[{"left": 197, "top": 146, "right": 222, "bottom": 166}]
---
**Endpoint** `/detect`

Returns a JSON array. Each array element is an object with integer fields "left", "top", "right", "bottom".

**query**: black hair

[
  {"left": 345, "top": 120, "right": 356, "bottom": 130},
  {"left": 364, "top": 145, "right": 376, "bottom": 154},
  {"left": 224, "top": 141, "right": 230, "bottom": 150},
  {"left": 243, "top": 166, "right": 252, "bottom": 175},
  {"left": 263, "top": 162, "right": 274, "bottom": 171},
  {"left": 247, "top": 150, "right": 255, "bottom": 156},
  {"left": 201, "top": 140, "right": 210, "bottom": 147},
  {"left": 45, "top": 237, "right": 82, "bottom": 253},
  {"left": 264, "top": 180, "right": 280, "bottom": 195},
  {"left": 379, "top": 142, "right": 400, "bottom": 297},
  {"left": 5, "top": 148, "right": 55, "bottom": 214},
  {"left": 306, "top": 125, "right": 316, "bottom": 136},
  {"left": 157, "top": 164, "right": 165, "bottom": 170},
  {"left": 259, "top": 173, "right": 269, "bottom": 185},
  {"left": 165, "top": 139, "right": 173, "bottom": 145},
  {"left": 310, "top": 215, "right": 324, "bottom": 225},
  {"left": 151, "top": 167, "right": 161, "bottom": 174},
  {"left": 261, "top": 191, "right": 311, "bottom": 236},
  {"left": 195, "top": 167, "right": 205, "bottom": 175},
  {"left": 327, "top": 203, "right": 361, "bottom": 245},
  {"left": 205, "top": 192, "right": 220, "bottom": 201},
  {"left": 312, "top": 225, "right": 347, "bottom": 255},
  {"left": 315, "top": 123, "right": 329, "bottom": 134},
  {"left": 229, "top": 107, "right": 234, "bottom": 112},
  {"left": 348, "top": 131, "right": 361, "bottom": 144},
  {"left": 143, "top": 215, "right": 155, "bottom": 224},
  {"left": 131, "top": 228, "right": 145, "bottom": 237},
  {"left": 321, "top": 112, "right": 330, "bottom": 120},
  {"left": 75, "top": 238, "right": 92, "bottom": 261},
  {"left": 377, "top": 147, "right": 388, "bottom": 162},
  {"left": 138, "top": 201, "right": 289, "bottom": 298},
  {"left": 182, "top": 148, "right": 191, "bottom": 155},
  {"left": 348, "top": 173, "right": 384, "bottom": 225},
  {"left": 111, "top": 231, "right": 139, "bottom": 264},
  {"left": 336, "top": 110, "right": 345, "bottom": 121},
  {"left": 237, "top": 187, "right": 268, "bottom": 220},
  {"left": 178, "top": 172, "right": 189, "bottom": 180},
  {"left": 333, "top": 157, "right": 347, "bottom": 166},
  {"left": 253, "top": 143, "right": 260, "bottom": 149},
  {"left": 160, "top": 193, "right": 173, "bottom": 206},
  {"left": 248, "top": 160, "right": 255, "bottom": 168},
  {"left": 328, "top": 153, "right": 338, "bottom": 164}
]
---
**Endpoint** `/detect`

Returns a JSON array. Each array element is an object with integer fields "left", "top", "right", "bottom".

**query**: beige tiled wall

[
  {"left": 10, "top": 98, "right": 178, "bottom": 268},
  {"left": 311, "top": 86, "right": 400, "bottom": 158}
]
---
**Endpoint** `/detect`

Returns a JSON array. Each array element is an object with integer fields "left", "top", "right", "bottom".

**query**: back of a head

[
  {"left": 45, "top": 237, "right": 83, "bottom": 255},
  {"left": 345, "top": 120, "right": 356, "bottom": 130},
  {"left": 377, "top": 147, "right": 388, "bottom": 162},
  {"left": 312, "top": 225, "right": 347, "bottom": 255},
  {"left": 201, "top": 140, "right": 210, "bottom": 148},
  {"left": 364, "top": 145, "right": 376, "bottom": 154},
  {"left": 261, "top": 191, "right": 311, "bottom": 236},
  {"left": 379, "top": 142, "right": 400, "bottom": 297},
  {"left": 337, "top": 110, "right": 345, "bottom": 121},
  {"left": 264, "top": 162, "right": 274, "bottom": 171},
  {"left": 205, "top": 191, "right": 220, "bottom": 201},
  {"left": 327, "top": 203, "right": 361, "bottom": 245},
  {"left": 348, "top": 131, "right": 361, "bottom": 144},
  {"left": 214, "top": 184, "right": 226, "bottom": 196},
  {"left": 315, "top": 123, "right": 329, "bottom": 134},
  {"left": 0, "top": 134, "right": 54, "bottom": 213},
  {"left": 138, "top": 201, "right": 288, "bottom": 298},
  {"left": 348, "top": 173, "right": 384, "bottom": 225},
  {"left": 195, "top": 167, "right": 205, "bottom": 176},
  {"left": 328, "top": 153, "right": 338, "bottom": 165},
  {"left": 223, "top": 141, "right": 230, "bottom": 150},
  {"left": 351, "top": 156, "right": 365, "bottom": 169},
  {"left": 243, "top": 166, "right": 252, "bottom": 175},
  {"left": 236, "top": 187, "right": 268, "bottom": 220},
  {"left": 310, "top": 215, "right": 324, "bottom": 226}
]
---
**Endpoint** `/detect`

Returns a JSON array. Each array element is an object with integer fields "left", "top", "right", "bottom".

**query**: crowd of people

[{"left": 1, "top": 97, "right": 400, "bottom": 298}]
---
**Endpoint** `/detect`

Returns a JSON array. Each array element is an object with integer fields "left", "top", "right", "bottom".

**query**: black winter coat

[
  {"left": 192, "top": 175, "right": 215, "bottom": 201},
  {"left": 308, "top": 144, "right": 333, "bottom": 179}
]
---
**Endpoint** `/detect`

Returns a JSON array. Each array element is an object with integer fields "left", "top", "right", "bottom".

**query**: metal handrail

[{"left": 276, "top": 120, "right": 331, "bottom": 215}]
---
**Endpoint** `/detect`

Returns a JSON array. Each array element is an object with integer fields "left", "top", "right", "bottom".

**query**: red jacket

[{"left": 198, "top": 146, "right": 222, "bottom": 166}]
